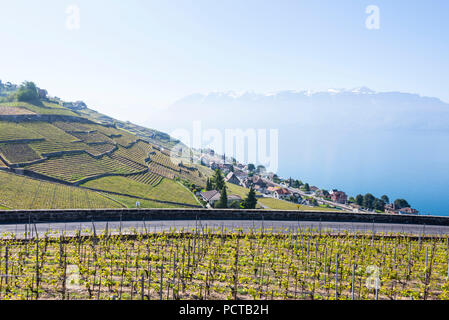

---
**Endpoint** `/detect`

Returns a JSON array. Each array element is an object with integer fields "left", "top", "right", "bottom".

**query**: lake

[{"left": 278, "top": 127, "right": 449, "bottom": 216}]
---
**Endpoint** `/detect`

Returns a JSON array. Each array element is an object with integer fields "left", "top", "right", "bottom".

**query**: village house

[
  {"left": 233, "top": 170, "right": 248, "bottom": 181},
  {"left": 262, "top": 172, "right": 275, "bottom": 180},
  {"left": 329, "top": 190, "right": 347, "bottom": 204},
  {"left": 310, "top": 186, "right": 319, "bottom": 193},
  {"left": 224, "top": 172, "right": 242, "bottom": 186},
  {"left": 315, "top": 189, "right": 330, "bottom": 198},
  {"left": 199, "top": 190, "right": 242, "bottom": 207},
  {"left": 266, "top": 186, "right": 279, "bottom": 193},
  {"left": 273, "top": 188, "right": 291, "bottom": 200},
  {"left": 236, "top": 163, "right": 245, "bottom": 170},
  {"left": 300, "top": 198, "right": 315, "bottom": 206},
  {"left": 219, "top": 163, "right": 233, "bottom": 174},
  {"left": 384, "top": 203, "right": 397, "bottom": 214},
  {"left": 243, "top": 175, "right": 268, "bottom": 193},
  {"left": 199, "top": 155, "right": 210, "bottom": 167},
  {"left": 210, "top": 162, "right": 219, "bottom": 170},
  {"left": 398, "top": 207, "right": 419, "bottom": 215}
]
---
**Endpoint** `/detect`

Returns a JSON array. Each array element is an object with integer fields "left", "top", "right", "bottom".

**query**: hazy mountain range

[{"left": 167, "top": 87, "right": 449, "bottom": 131}]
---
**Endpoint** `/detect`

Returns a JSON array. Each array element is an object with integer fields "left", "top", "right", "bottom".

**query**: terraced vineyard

[
  {"left": 70, "top": 132, "right": 114, "bottom": 144},
  {"left": 0, "top": 102, "right": 78, "bottom": 116},
  {"left": 52, "top": 121, "right": 92, "bottom": 132},
  {"left": 148, "top": 161, "right": 176, "bottom": 179},
  {"left": 85, "top": 143, "right": 116, "bottom": 157},
  {"left": 114, "top": 144, "right": 151, "bottom": 166},
  {"left": 0, "top": 143, "right": 42, "bottom": 164},
  {"left": 0, "top": 106, "right": 35, "bottom": 115},
  {"left": 88, "top": 124, "right": 125, "bottom": 137},
  {"left": 0, "top": 171, "right": 121, "bottom": 209},
  {"left": 178, "top": 166, "right": 206, "bottom": 186},
  {"left": 0, "top": 100, "right": 209, "bottom": 209},
  {"left": 113, "top": 132, "right": 139, "bottom": 147},
  {"left": 24, "top": 153, "right": 142, "bottom": 183},
  {"left": 22, "top": 122, "right": 79, "bottom": 143},
  {"left": 149, "top": 150, "right": 180, "bottom": 171},
  {"left": 110, "top": 154, "right": 147, "bottom": 171},
  {"left": 82, "top": 176, "right": 199, "bottom": 206},
  {"left": 1, "top": 228, "right": 449, "bottom": 300},
  {"left": 128, "top": 171, "right": 163, "bottom": 186},
  {"left": 29, "top": 140, "right": 88, "bottom": 155},
  {"left": 0, "top": 121, "right": 43, "bottom": 142}
]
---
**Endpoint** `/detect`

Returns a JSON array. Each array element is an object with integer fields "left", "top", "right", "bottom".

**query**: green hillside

[
  {"left": 0, "top": 116, "right": 205, "bottom": 208},
  {"left": 0, "top": 81, "right": 208, "bottom": 210},
  {"left": 82, "top": 176, "right": 199, "bottom": 206},
  {"left": 0, "top": 171, "right": 122, "bottom": 209}
]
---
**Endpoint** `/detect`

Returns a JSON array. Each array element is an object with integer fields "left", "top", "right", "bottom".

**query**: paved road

[{"left": 1, "top": 220, "right": 449, "bottom": 237}]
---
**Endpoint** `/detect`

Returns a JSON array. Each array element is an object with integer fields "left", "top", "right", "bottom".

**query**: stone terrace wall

[{"left": 0, "top": 208, "right": 448, "bottom": 225}]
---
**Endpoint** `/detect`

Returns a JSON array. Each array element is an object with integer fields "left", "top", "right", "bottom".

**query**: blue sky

[{"left": 0, "top": 0, "right": 448, "bottom": 125}]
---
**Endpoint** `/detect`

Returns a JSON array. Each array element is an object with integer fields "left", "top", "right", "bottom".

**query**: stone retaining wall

[{"left": 0, "top": 208, "right": 448, "bottom": 226}]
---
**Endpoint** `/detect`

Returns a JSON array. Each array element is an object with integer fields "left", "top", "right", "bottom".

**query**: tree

[
  {"left": 394, "top": 199, "right": 410, "bottom": 209},
  {"left": 303, "top": 183, "right": 310, "bottom": 192},
  {"left": 242, "top": 186, "right": 257, "bottom": 209},
  {"left": 292, "top": 180, "right": 301, "bottom": 188},
  {"left": 206, "top": 178, "right": 213, "bottom": 191},
  {"left": 229, "top": 200, "right": 241, "bottom": 209},
  {"left": 272, "top": 174, "right": 281, "bottom": 183},
  {"left": 355, "top": 194, "right": 364, "bottom": 206},
  {"left": 381, "top": 195, "right": 390, "bottom": 204},
  {"left": 373, "top": 198, "right": 386, "bottom": 211},
  {"left": 212, "top": 169, "right": 225, "bottom": 191},
  {"left": 16, "top": 81, "right": 39, "bottom": 102},
  {"left": 363, "top": 193, "right": 376, "bottom": 210},
  {"left": 247, "top": 164, "right": 255, "bottom": 172},
  {"left": 256, "top": 165, "right": 266, "bottom": 174},
  {"left": 215, "top": 186, "right": 228, "bottom": 208}
]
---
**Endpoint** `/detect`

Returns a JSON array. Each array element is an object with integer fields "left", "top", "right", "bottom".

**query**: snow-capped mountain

[{"left": 168, "top": 87, "right": 448, "bottom": 131}]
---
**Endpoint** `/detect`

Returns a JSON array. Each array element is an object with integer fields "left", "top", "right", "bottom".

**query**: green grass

[
  {"left": 0, "top": 204, "right": 10, "bottom": 210},
  {"left": 82, "top": 176, "right": 198, "bottom": 206},
  {"left": 225, "top": 182, "right": 264, "bottom": 209},
  {"left": 25, "top": 153, "right": 141, "bottom": 182},
  {"left": 258, "top": 197, "right": 338, "bottom": 211},
  {"left": 0, "top": 121, "right": 44, "bottom": 141},
  {"left": 0, "top": 171, "right": 122, "bottom": 209},
  {"left": 225, "top": 182, "right": 259, "bottom": 198},
  {"left": 22, "top": 122, "right": 79, "bottom": 143},
  {"left": 102, "top": 194, "right": 192, "bottom": 209},
  {"left": 0, "top": 102, "right": 78, "bottom": 116},
  {"left": 0, "top": 143, "right": 41, "bottom": 164},
  {"left": 226, "top": 182, "right": 339, "bottom": 211}
]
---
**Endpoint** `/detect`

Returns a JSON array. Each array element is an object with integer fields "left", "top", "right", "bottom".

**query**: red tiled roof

[{"left": 276, "top": 188, "right": 291, "bottom": 195}]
